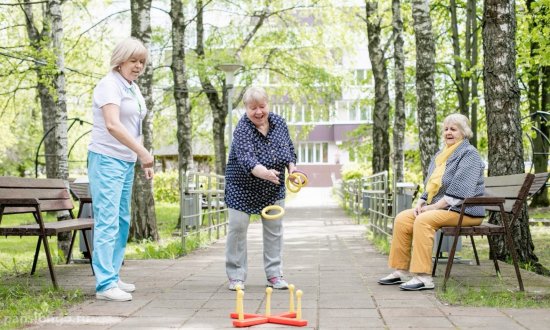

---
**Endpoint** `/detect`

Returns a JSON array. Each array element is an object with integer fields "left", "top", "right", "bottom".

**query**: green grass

[
  {"left": 366, "top": 230, "right": 390, "bottom": 255},
  {"left": 437, "top": 281, "right": 550, "bottom": 308},
  {"left": 0, "top": 213, "right": 65, "bottom": 278},
  {"left": 0, "top": 283, "right": 84, "bottom": 330},
  {"left": 363, "top": 207, "right": 550, "bottom": 308},
  {"left": 0, "top": 202, "right": 222, "bottom": 329}
]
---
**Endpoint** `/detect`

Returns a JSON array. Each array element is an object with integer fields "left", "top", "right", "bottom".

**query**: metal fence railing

[
  {"left": 337, "top": 171, "right": 418, "bottom": 239},
  {"left": 180, "top": 171, "right": 228, "bottom": 254},
  {"left": 363, "top": 171, "right": 394, "bottom": 237}
]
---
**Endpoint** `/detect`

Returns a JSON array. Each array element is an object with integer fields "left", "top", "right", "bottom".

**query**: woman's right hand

[
  {"left": 413, "top": 200, "right": 425, "bottom": 217},
  {"left": 252, "top": 165, "right": 280, "bottom": 185}
]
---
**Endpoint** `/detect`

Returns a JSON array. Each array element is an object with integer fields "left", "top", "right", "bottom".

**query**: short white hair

[
  {"left": 442, "top": 113, "right": 473, "bottom": 139},
  {"left": 243, "top": 86, "right": 268, "bottom": 106},
  {"left": 110, "top": 37, "right": 148, "bottom": 72}
]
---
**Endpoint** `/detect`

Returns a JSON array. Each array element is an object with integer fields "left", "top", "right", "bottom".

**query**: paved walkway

[{"left": 28, "top": 188, "right": 550, "bottom": 329}]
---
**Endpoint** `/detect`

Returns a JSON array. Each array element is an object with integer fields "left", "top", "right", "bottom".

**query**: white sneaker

[
  {"left": 229, "top": 280, "right": 245, "bottom": 291},
  {"left": 118, "top": 279, "right": 136, "bottom": 293},
  {"left": 267, "top": 277, "right": 289, "bottom": 290},
  {"left": 96, "top": 287, "right": 132, "bottom": 301}
]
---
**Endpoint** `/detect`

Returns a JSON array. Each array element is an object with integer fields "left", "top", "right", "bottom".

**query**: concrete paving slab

[{"left": 23, "top": 187, "right": 550, "bottom": 330}]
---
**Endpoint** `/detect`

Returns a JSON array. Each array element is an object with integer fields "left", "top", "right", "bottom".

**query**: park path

[{"left": 27, "top": 187, "right": 550, "bottom": 329}]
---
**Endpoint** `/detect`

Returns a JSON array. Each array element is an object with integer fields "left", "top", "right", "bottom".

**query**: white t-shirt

[{"left": 88, "top": 71, "right": 146, "bottom": 162}]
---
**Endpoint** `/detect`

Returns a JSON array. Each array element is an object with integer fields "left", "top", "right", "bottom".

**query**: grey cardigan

[{"left": 420, "top": 139, "right": 485, "bottom": 217}]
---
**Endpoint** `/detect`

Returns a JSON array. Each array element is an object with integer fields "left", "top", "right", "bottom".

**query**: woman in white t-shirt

[{"left": 88, "top": 37, "right": 154, "bottom": 302}]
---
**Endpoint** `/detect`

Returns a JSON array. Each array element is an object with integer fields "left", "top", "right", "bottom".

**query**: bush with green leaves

[{"left": 153, "top": 170, "right": 179, "bottom": 203}]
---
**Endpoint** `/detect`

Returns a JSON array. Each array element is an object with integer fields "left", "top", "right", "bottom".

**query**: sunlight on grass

[
  {"left": 437, "top": 280, "right": 550, "bottom": 308},
  {"left": 0, "top": 283, "right": 84, "bottom": 329},
  {"left": 0, "top": 202, "right": 224, "bottom": 329}
]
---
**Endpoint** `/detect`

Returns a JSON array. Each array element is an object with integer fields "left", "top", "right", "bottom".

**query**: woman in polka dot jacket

[{"left": 224, "top": 86, "right": 298, "bottom": 291}]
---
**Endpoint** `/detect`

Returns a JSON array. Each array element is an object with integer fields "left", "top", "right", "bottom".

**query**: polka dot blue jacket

[{"left": 225, "top": 113, "right": 296, "bottom": 214}]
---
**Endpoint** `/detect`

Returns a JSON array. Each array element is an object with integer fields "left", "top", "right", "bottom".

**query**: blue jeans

[{"left": 88, "top": 151, "right": 135, "bottom": 292}]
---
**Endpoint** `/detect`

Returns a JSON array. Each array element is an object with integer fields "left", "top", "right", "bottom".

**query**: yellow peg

[
  {"left": 237, "top": 290, "right": 245, "bottom": 321},
  {"left": 296, "top": 289, "right": 303, "bottom": 320},
  {"left": 265, "top": 287, "right": 273, "bottom": 316},
  {"left": 288, "top": 284, "right": 295, "bottom": 313},
  {"left": 234, "top": 285, "right": 242, "bottom": 314}
]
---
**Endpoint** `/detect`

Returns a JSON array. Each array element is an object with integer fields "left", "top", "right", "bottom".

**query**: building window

[
  {"left": 297, "top": 142, "right": 329, "bottom": 164},
  {"left": 348, "top": 103, "right": 357, "bottom": 121},
  {"left": 354, "top": 69, "right": 373, "bottom": 85},
  {"left": 360, "top": 103, "right": 371, "bottom": 121}
]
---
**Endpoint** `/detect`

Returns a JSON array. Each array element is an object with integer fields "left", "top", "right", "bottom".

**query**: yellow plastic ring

[
  {"left": 261, "top": 205, "right": 285, "bottom": 220},
  {"left": 286, "top": 177, "right": 302, "bottom": 193},
  {"left": 289, "top": 172, "right": 308, "bottom": 187}
]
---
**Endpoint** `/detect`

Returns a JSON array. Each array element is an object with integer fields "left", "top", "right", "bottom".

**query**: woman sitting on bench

[{"left": 378, "top": 113, "right": 485, "bottom": 291}]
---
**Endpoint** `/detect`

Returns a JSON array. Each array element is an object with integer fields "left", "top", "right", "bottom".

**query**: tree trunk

[
  {"left": 392, "top": 0, "right": 406, "bottom": 183},
  {"left": 47, "top": 0, "right": 71, "bottom": 255},
  {"left": 195, "top": 0, "right": 227, "bottom": 175},
  {"left": 526, "top": 0, "right": 549, "bottom": 207},
  {"left": 450, "top": 0, "right": 468, "bottom": 117},
  {"left": 412, "top": 0, "right": 438, "bottom": 180},
  {"left": 365, "top": 1, "right": 390, "bottom": 174},
  {"left": 22, "top": 0, "right": 64, "bottom": 180},
  {"left": 483, "top": 0, "right": 545, "bottom": 273},
  {"left": 469, "top": 0, "right": 480, "bottom": 147},
  {"left": 170, "top": 0, "right": 193, "bottom": 229},
  {"left": 22, "top": 0, "right": 71, "bottom": 255},
  {"left": 130, "top": 0, "right": 159, "bottom": 241}
]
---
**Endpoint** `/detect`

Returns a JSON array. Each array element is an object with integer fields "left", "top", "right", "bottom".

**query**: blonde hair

[
  {"left": 243, "top": 86, "right": 268, "bottom": 106},
  {"left": 442, "top": 113, "right": 473, "bottom": 139},
  {"left": 110, "top": 37, "right": 149, "bottom": 72}
]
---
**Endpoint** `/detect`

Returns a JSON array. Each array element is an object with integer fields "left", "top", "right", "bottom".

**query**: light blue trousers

[
  {"left": 225, "top": 200, "right": 285, "bottom": 282},
  {"left": 88, "top": 151, "right": 134, "bottom": 292}
]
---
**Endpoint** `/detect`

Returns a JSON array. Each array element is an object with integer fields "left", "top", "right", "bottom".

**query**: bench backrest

[
  {"left": 0, "top": 176, "right": 74, "bottom": 214},
  {"left": 484, "top": 173, "right": 535, "bottom": 215},
  {"left": 68, "top": 181, "right": 91, "bottom": 201},
  {"left": 529, "top": 172, "right": 549, "bottom": 197}
]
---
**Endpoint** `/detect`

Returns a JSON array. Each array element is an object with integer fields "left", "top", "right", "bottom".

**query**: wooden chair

[{"left": 432, "top": 173, "right": 539, "bottom": 291}]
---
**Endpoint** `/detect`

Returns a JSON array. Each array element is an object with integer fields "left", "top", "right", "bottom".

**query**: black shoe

[
  {"left": 399, "top": 281, "right": 435, "bottom": 291},
  {"left": 377, "top": 276, "right": 404, "bottom": 285}
]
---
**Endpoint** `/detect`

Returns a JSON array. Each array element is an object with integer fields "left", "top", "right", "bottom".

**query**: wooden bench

[
  {"left": 0, "top": 177, "right": 94, "bottom": 289},
  {"left": 68, "top": 179, "right": 93, "bottom": 218},
  {"left": 432, "top": 172, "right": 548, "bottom": 291}
]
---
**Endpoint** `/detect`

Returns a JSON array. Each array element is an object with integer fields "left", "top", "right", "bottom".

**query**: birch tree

[
  {"left": 130, "top": 0, "right": 159, "bottom": 241},
  {"left": 365, "top": 1, "right": 390, "bottom": 174},
  {"left": 412, "top": 0, "right": 438, "bottom": 180},
  {"left": 449, "top": 0, "right": 468, "bottom": 117},
  {"left": 392, "top": 0, "right": 406, "bottom": 183},
  {"left": 170, "top": 0, "right": 193, "bottom": 229},
  {"left": 21, "top": 0, "right": 69, "bottom": 181},
  {"left": 525, "top": 0, "right": 549, "bottom": 207},
  {"left": 20, "top": 0, "right": 72, "bottom": 254},
  {"left": 466, "top": 0, "right": 480, "bottom": 146},
  {"left": 484, "top": 0, "right": 546, "bottom": 274}
]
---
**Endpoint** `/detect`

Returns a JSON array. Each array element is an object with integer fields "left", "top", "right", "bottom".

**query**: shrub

[{"left": 154, "top": 170, "right": 179, "bottom": 203}]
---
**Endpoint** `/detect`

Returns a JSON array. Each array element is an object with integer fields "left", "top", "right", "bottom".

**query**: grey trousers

[{"left": 225, "top": 200, "right": 284, "bottom": 282}]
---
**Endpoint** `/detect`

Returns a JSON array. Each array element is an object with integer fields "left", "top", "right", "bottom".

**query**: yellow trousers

[{"left": 388, "top": 208, "right": 483, "bottom": 274}]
